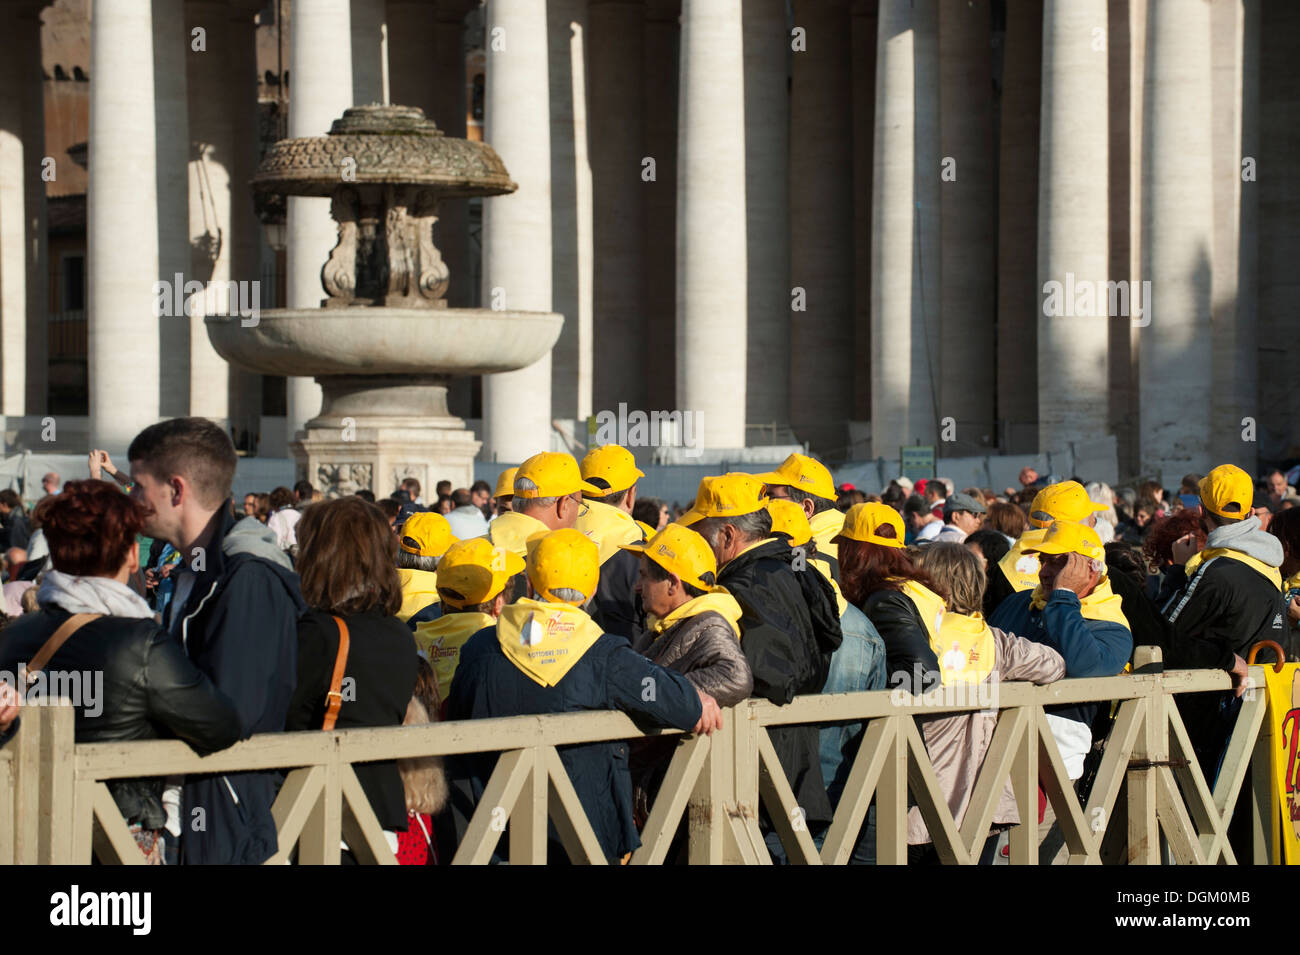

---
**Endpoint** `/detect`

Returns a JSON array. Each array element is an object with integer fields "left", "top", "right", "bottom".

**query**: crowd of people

[{"left": 0, "top": 416, "right": 1294, "bottom": 865}]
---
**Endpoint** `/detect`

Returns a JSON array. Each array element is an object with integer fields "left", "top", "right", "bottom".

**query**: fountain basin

[{"left": 206, "top": 307, "right": 563, "bottom": 378}]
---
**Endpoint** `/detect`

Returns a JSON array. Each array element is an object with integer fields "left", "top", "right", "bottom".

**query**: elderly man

[
  {"left": 934, "top": 491, "right": 987, "bottom": 543},
  {"left": 682, "top": 473, "right": 842, "bottom": 858},
  {"left": 41, "top": 472, "right": 60, "bottom": 498},
  {"left": 445, "top": 487, "right": 490, "bottom": 540},
  {"left": 757, "top": 453, "right": 842, "bottom": 573},
  {"left": 576, "top": 444, "right": 647, "bottom": 641},
  {"left": 989, "top": 522, "right": 1132, "bottom": 781},
  {"left": 486, "top": 451, "right": 599, "bottom": 558},
  {"left": 396, "top": 512, "right": 458, "bottom": 630},
  {"left": 445, "top": 528, "right": 718, "bottom": 863}
]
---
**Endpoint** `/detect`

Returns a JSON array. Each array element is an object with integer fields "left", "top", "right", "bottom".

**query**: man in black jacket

[
  {"left": 682, "top": 473, "right": 842, "bottom": 858},
  {"left": 128, "top": 418, "right": 306, "bottom": 864},
  {"left": 1161, "top": 464, "right": 1288, "bottom": 772},
  {"left": 575, "top": 444, "right": 646, "bottom": 642}
]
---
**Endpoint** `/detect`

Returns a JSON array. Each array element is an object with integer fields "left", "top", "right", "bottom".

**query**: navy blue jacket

[
  {"left": 164, "top": 506, "right": 306, "bottom": 865},
  {"left": 989, "top": 588, "right": 1132, "bottom": 728},
  {"left": 446, "top": 624, "right": 702, "bottom": 862}
]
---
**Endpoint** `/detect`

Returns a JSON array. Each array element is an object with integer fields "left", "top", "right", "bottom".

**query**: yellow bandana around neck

[
  {"left": 998, "top": 538, "right": 1041, "bottom": 592},
  {"left": 1029, "top": 576, "right": 1131, "bottom": 630},
  {"left": 808, "top": 509, "right": 843, "bottom": 560},
  {"left": 575, "top": 499, "right": 644, "bottom": 564},
  {"left": 899, "top": 579, "right": 994, "bottom": 685},
  {"left": 646, "top": 587, "right": 743, "bottom": 640},
  {"left": 413, "top": 611, "right": 495, "bottom": 697},
  {"left": 1184, "top": 548, "right": 1283, "bottom": 591},
  {"left": 495, "top": 597, "right": 605, "bottom": 687},
  {"left": 397, "top": 568, "right": 440, "bottom": 622}
]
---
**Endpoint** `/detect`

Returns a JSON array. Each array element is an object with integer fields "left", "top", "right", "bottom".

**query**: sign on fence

[{"left": 1264, "top": 663, "right": 1300, "bottom": 864}]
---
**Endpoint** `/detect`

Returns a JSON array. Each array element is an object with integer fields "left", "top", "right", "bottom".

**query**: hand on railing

[
  {"left": 0, "top": 681, "right": 19, "bottom": 736},
  {"left": 692, "top": 690, "right": 723, "bottom": 736},
  {"left": 1229, "top": 653, "right": 1252, "bottom": 698}
]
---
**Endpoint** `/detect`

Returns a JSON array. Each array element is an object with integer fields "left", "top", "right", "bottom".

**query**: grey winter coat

[{"left": 632, "top": 610, "right": 754, "bottom": 706}]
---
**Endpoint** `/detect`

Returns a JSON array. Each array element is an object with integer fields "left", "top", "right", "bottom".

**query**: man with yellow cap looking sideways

[
  {"left": 988, "top": 480, "right": 1110, "bottom": 615},
  {"left": 412, "top": 537, "right": 525, "bottom": 707},
  {"left": 758, "top": 452, "right": 845, "bottom": 580},
  {"left": 396, "top": 511, "right": 458, "bottom": 630},
  {"left": 1159, "top": 464, "right": 1288, "bottom": 772},
  {"left": 621, "top": 523, "right": 752, "bottom": 706},
  {"left": 682, "top": 473, "right": 842, "bottom": 858},
  {"left": 492, "top": 466, "right": 517, "bottom": 516},
  {"left": 576, "top": 444, "right": 648, "bottom": 641},
  {"left": 485, "top": 451, "right": 599, "bottom": 558},
  {"left": 444, "top": 528, "right": 721, "bottom": 863},
  {"left": 989, "top": 521, "right": 1132, "bottom": 781}
]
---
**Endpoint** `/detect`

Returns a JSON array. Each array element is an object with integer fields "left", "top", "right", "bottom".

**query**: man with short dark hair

[
  {"left": 446, "top": 487, "right": 490, "bottom": 539},
  {"left": 469, "top": 479, "right": 492, "bottom": 515},
  {"left": 903, "top": 493, "right": 941, "bottom": 543},
  {"left": 401, "top": 477, "right": 424, "bottom": 506},
  {"left": 0, "top": 490, "right": 31, "bottom": 551},
  {"left": 128, "top": 417, "right": 305, "bottom": 864},
  {"left": 435, "top": 479, "right": 452, "bottom": 499},
  {"left": 292, "top": 479, "right": 314, "bottom": 507}
]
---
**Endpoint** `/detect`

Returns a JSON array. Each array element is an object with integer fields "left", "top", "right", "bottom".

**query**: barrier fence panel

[{"left": 0, "top": 651, "right": 1275, "bottom": 865}]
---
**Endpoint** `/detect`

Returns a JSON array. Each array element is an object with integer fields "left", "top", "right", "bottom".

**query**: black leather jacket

[{"left": 0, "top": 607, "right": 242, "bottom": 828}]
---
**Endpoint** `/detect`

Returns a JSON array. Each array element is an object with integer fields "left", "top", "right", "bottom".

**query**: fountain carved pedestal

[{"left": 206, "top": 106, "right": 562, "bottom": 494}]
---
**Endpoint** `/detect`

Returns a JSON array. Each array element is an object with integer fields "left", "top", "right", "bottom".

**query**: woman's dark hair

[
  {"left": 296, "top": 497, "right": 402, "bottom": 616},
  {"left": 839, "top": 532, "right": 943, "bottom": 607},
  {"left": 965, "top": 528, "right": 1011, "bottom": 567},
  {"left": 377, "top": 498, "right": 402, "bottom": 523},
  {"left": 985, "top": 501, "right": 1027, "bottom": 539},
  {"left": 269, "top": 486, "right": 294, "bottom": 511},
  {"left": 1104, "top": 541, "right": 1150, "bottom": 589},
  {"left": 632, "top": 496, "right": 664, "bottom": 528},
  {"left": 254, "top": 493, "right": 271, "bottom": 523},
  {"left": 642, "top": 552, "right": 710, "bottom": 598},
  {"left": 35, "top": 479, "right": 147, "bottom": 577},
  {"left": 1142, "top": 509, "right": 1206, "bottom": 568}
]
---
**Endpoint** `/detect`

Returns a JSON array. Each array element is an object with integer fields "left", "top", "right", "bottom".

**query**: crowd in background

[{"left": 0, "top": 419, "right": 1294, "bottom": 866}]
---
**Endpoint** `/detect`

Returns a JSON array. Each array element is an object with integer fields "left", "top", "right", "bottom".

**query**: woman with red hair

[{"left": 0, "top": 480, "right": 241, "bottom": 862}]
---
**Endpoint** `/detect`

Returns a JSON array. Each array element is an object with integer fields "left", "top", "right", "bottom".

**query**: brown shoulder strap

[
  {"left": 26, "top": 613, "right": 102, "bottom": 685},
  {"left": 322, "top": 615, "right": 351, "bottom": 731}
]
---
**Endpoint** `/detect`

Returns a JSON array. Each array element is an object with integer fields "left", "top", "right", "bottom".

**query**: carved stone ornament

[{"left": 316, "top": 462, "right": 374, "bottom": 497}]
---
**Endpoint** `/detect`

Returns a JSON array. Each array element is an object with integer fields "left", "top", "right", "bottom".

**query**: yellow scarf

[
  {"left": 898, "top": 579, "right": 995, "bottom": 685},
  {"left": 487, "top": 510, "right": 553, "bottom": 558},
  {"left": 809, "top": 556, "right": 848, "bottom": 615},
  {"left": 808, "top": 509, "right": 842, "bottom": 562},
  {"left": 998, "top": 535, "right": 1043, "bottom": 592},
  {"left": 575, "top": 499, "right": 645, "bottom": 564},
  {"left": 646, "top": 588, "right": 744, "bottom": 640},
  {"left": 397, "top": 568, "right": 440, "bottom": 623},
  {"left": 412, "top": 611, "right": 495, "bottom": 697},
  {"left": 1029, "top": 576, "right": 1131, "bottom": 630},
  {"left": 1184, "top": 548, "right": 1283, "bottom": 591},
  {"left": 495, "top": 597, "right": 605, "bottom": 687}
]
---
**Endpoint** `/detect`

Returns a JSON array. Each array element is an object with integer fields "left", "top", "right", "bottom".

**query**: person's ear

[
  {"left": 801, "top": 498, "right": 815, "bottom": 520},
  {"left": 492, "top": 592, "right": 507, "bottom": 616},
  {"left": 126, "top": 544, "right": 140, "bottom": 576},
  {"left": 169, "top": 476, "right": 185, "bottom": 507}
]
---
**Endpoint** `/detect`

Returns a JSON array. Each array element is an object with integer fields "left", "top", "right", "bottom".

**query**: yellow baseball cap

[
  {"left": 580, "top": 445, "right": 645, "bottom": 497},
  {"left": 1198, "top": 464, "right": 1252, "bottom": 519},
  {"left": 620, "top": 522, "right": 718, "bottom": 592},
  {"left": 513, "top": 451, "right": 601, "bottom": 499},
  {"left": 525, "top": 528, "right": 600, "bottom": 605},
  {"left": 756, "top": 453, "right": 836, "bottom": 502},
  {"left": 767, "top": 499, "right": 812, "bottom": 547},
  {"left": 1027, "top": 481, "right": 1109, "bottom": 528},
  {"left": 1024, "top": 521, "right": 1105, "bottom": 561},
  {"left": 678, "top": 473, "right": 769, "bottom": 527},
  {"left": 833, "top": 502, "right": 905, "bottom": 548},
  {"left": 399, "top": 512, "right": 458, "bottom": 558},
  {"left": 494, "top": 466, "right": 519, "bottom": 499},
  {"left": 435, "top": 537, "right": 526, "bottom": 608}
]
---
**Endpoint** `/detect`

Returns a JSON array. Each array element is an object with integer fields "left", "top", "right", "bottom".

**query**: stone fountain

[{"left": 206, "top": 105, "right": 562, "bottom": 495}]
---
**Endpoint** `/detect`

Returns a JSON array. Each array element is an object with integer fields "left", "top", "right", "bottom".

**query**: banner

[{"left": 1264, "top": 663, "right": 1300, "bottom": 864}]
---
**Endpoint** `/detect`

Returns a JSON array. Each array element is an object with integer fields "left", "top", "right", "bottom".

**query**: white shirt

[
  {"left": 916, "top": 520, "right": 942, "bottom": 542},
  {"left": 446, "top": 505, "right": 490, "bottom": 540}
]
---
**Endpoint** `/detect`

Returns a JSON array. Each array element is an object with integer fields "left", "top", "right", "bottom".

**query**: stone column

[
  {"left": 1257, "top": 0, "right": 1299, "bottom": 461},
  {"left": 88, "top": 0, "right": 161, "bottom": 448},
  {"left": 548, "top": 0, "right": 593, "bottom": 422},
  {"left": 642, "top": 0, "right": 678, "bottom": 413},
  {"left": 18, "top": 2, "right": 47, "bottom": 415},
  {"left": 745, "top": 0, "right": 789, "bottom": 439},
  {"left": 285, "top": 0, "right": 353, "bottom": 441},
  {"left": 481, "top": 0, "right": 554, "bottom": 461},
  {"left": 677, "top": 0, "right": 748, "bottom": 449},
  {"left": 1138, "top": 0, "right": 1213, "bottom": 479},
  {"left": 186, "top": 0, "right": 236, "bottom": 430},
  {"left": 430, "top": 1, "right": 475, "bottom": 311},
  {"left": 156, "top": 0, "right": 192, "bottom": 418},
  {"left": 871, "top": 0, "right": 940, "bottom": 457},
  {"left": 590, "top": 0, "right": 647, "bottom": 415},
  {"left": 0, "top": 6, "right": 28, "bottom": 417},
  {"left": 995, "top": 0, "right": 1041, "bottom": 453},
  {"left": 939, "top": 0, "right": 995, "bottom": 453},
  {"left": 1107, "top": 0, "right": 1135, "bottom": 474},
  {"left": 1037, "top": 0, "right": 1108, "bottom": 455},
  {"left": 850, "top": 0, "right": 876, "bottom": 428},
  {"left": 350, "top": 0, "right": 386, "bottom": 105}
]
